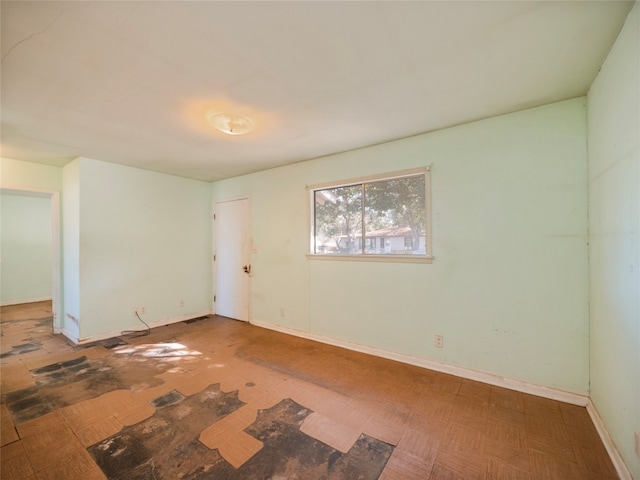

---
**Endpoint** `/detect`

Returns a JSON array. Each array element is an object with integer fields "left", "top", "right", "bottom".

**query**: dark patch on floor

[
  {"left": 223, "top": 399, "right": 394, "bottom": 480},
  {"left": 150, "top": 390, "right": 185, "bottom": 408},
  {"left": 102, "top": 337, "right": 129, "bottom": 349},
  {"left": 0, "top": 341, "right": 42, "bottom": 358},
  {"left": 183, "top": 316, "right": 209, "bottom": 324},
  {"left": 3, "top": 356, "right": 127, "bottom": 423},
  {"left": 2, "top": 351, "right": 173, "bottom": 424},
  {"left": 91, "top": 395, "right": 392, "bottom": 480},
  {"left": 35, "top": 316, "right": 54, "bottom": 327},
  {"left": 89, "top": 385, "right": 245, "bottom": 480}
]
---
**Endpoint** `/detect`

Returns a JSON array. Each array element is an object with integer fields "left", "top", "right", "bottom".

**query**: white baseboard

[
  {"left": 1, "top": 296, "right": 52, "bottom": 307},
  {"left": 249, "top": 318, "right": 589, "bottom": 406},
  {"left": 61, "top": 327, "right": 79, "bottom": 345},
  {"left": 69, "top": 310, "right": 212, "bottom": 346},
  {"left": 587, "top": 400, "right": 634, "bottom": 480}
]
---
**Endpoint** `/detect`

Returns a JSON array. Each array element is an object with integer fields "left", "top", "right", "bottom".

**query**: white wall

[
  {"left": 62, "top": 157, "right": 213, "bottom": 342},
  {"left": 212, "top": 98, "right": 589, "bottom": 394},
  {"left": 62, "top": 160, "right": 81, "bottom": 341},
  {"left": 1, "top": 193, "right": 52, "bottom": 305},
  {"left": 587, "top": 2, "right": 640, "bottom": 478}
]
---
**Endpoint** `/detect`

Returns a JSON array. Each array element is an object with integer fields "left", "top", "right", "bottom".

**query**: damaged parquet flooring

[{"left": 1, "top": 302, "right": 619, "bottom": 479}]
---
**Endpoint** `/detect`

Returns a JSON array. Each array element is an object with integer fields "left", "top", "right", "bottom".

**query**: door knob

[{"left": 243, "top": 264, "right": 251, "bottom": 274}]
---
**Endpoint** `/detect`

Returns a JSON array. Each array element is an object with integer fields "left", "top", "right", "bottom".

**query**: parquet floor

[{"left": 1, "top": 301, "right": 618, "bottom": 479}]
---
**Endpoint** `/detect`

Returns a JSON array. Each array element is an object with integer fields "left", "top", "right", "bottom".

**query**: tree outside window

[{"left": 313, "top": 172, "right": 428, "bottom": 256}]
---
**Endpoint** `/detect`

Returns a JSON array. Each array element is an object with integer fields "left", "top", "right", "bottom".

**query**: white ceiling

[{"left": 0, "top": 1, "right": 634, "bottom": 182}]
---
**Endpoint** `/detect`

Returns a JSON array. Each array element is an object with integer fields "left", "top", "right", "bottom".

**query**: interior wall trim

[
  {"left": 249, "top": 319, "right": 589, "bottom": 406},
  {"left": 251, "top": 319, "right": 638, "bottom": 478},
  {"left": 62, "top": 309, "right": 213, "bottom": 345},
  {"left": 587, "top": 400, "right": 634, "bottom": 480}
]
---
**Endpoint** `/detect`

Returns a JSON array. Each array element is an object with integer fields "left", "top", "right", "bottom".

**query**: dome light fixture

[{"left": 208, "top": 112, "right": 253, "bottom": 135}]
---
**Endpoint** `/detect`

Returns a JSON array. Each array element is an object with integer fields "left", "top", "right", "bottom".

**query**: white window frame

[{"left": 306, "top": 167, "right": 433, "bottom": 264}]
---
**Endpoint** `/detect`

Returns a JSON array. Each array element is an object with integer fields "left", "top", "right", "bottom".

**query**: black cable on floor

[{"left": 121, "top": 311, "right": 151, "bottom": 338}]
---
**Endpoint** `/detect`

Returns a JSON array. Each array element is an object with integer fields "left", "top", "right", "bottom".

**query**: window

[{"left": 309, "top": 168, "right": 432, "bottom": 262}]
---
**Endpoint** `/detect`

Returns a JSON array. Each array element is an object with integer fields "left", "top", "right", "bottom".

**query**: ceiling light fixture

[{"left": 208, "top": 112, "right": 253, "bottom": 135}]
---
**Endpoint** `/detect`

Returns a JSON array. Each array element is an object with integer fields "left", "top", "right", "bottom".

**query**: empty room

[{"left": 1, "top": 1, "right": 638, "bottom": 479}]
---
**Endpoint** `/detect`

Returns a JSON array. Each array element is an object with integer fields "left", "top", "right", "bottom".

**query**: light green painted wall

[
  {"left": 212, "top": 98, "right": 589, "bottom": 394},
  {"left": 1, "top": 157, "right": 63, "bottom": 191},
  {"left": 587, "top": 3, "right": 640, "bottom": 478},
  {"left": 64, "top": 157, "right": 213, "bottom": 341},
  {"left": 1, "top": 193, "right": 52, "bottom": 305},
  {"left": 1, "top": 158, "right": 63, "bottom": 327}
]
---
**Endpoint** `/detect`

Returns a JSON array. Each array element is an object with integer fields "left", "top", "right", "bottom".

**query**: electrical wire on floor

[{"left": 121, "top": 311, "right": 151, "bottom": 338}]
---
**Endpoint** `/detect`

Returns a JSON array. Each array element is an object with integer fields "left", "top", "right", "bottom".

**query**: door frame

[
  {"left": 1, "top": 186, "right": 62, "bottom": 333},
  {"left": 212, "top": 195, "right": 251, "bottom": 321}
]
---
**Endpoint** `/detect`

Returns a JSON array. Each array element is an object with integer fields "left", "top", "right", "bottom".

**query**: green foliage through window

[{"left": 313, "top": 173, "right": 428, "bottom": 256}]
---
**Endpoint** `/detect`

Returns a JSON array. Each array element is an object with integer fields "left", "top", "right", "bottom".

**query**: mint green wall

[
  {"left": 1, "top": 158, "right": 63, "bottom": 191},
  {"left": 1, "top": 158, "right": 63, "bottom": 326},
  {"left": 1, "top": 193, "right": 52, "bottom": 305},
  {"left": 63, "top": 157, "right": 212, "bottom": 341},
  {"left": 588, "top": 3, "right": 640, "bottom": 478},
  {"left": 212, "top": 98, "right": 589, "bottom": 394}
]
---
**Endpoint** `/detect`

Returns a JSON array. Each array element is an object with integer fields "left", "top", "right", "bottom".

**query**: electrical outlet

[{"left": 435, "top": 335, "right": 444, "bottom": 348}]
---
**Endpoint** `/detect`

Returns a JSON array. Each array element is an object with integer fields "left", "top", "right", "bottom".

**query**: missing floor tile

[
  {"left": 183, "top": 316, "right": 209, "bottom": 325},
  {"left": 90, "top": 384, "right": 244, "bottom": 479},
  {"left": 90, "top": 395, "right": 393, "bottom": 479},
  {"left": 150, "top": 390, "right": 185, "bottom": 408},
  {"left": 0, "top": 342, "right": 42, "bottom": 358},
  {"left": 3, "top": 354, "right": 170, "bottom": 424}
]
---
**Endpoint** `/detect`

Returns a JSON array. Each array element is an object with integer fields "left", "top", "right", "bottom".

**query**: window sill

[{"left": 306, "top": 254, "right": 434, "bottom": 264}]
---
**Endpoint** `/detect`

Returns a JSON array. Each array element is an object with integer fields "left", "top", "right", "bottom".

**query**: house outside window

[{"left": 308, "top": 168, "right": 433, "bottom": 263}]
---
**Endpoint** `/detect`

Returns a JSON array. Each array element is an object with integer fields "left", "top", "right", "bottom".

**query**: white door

[{"left": 214, "top": 198, "right": 250, "bottom": 321}]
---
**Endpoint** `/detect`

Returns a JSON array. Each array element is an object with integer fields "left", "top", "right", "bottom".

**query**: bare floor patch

[
  {"left": 3, "top": 354, "right": 169, "bottom": 424},
  {"left": 90, "top": 396, "right": 393, "bottom": 480},
  {"left": 89, "top": 384, "right": 244, "bottom": 479}
]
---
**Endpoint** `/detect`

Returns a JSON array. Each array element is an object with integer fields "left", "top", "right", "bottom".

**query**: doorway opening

[{"left": 0, "top": 188, "right": 61, "bottom": 333}]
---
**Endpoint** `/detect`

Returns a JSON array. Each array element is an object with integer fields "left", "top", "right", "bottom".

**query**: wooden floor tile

[
  {"left": 0, "top": 363, "right": 35, "bottom": 393},
  {"left": 199, "top": 405, "right": 257, "bottom": 449},
  {"left": 432, "top": 449, "right": 487, "bottom": 480},
  {"left": 362, "top": 415, "right": 406, "bottom": 446},
  {"left": 572, "top": 440, "right": 619, "bottom": 478},
  {"left": 396, "top": 427, "right": 440, "bottom": 462},
  {"left": 217, "top": 430, "right": 264, "bottom": 468},
  {"left": 379, "top": 449, "right": 435, "bottom": 479},
  {"left": 15, "top": 411, "right": 65, "bottom": 439},
  {"left": 0, "top": 303, "right": 621, "bottom": 480},
  {"left": 489, "top": 386, "right": 525, "bottom": 413},
  {"left": 0, "top": 449, "right": 35, "bottom": 479},
  {"left": 483, "top": 438, "right": 531, "bottom": 473},
  {"left": 34, "top": 448, "right": 106, "bottom": 480},
  {"left": 22, "top": 423, "right": 84, "bottom": 472},
  {"left": 485, "top": 457, "right": 532, "bottom": 480},
  {"left": 1, "top": 403, "right": 19, "bottom": 446},
  {"left": 114, "top": 403, "right": 156, "bottom": 426},
  {"left": 74, "top": 415, "right": 122, "bottom": 447},
  {"left": 528, "top": 448, "right": 584, "bottom": 480},
  {"left": 486, "top": 418, "right": 527, "bottom": 450},
  {"left": 439, "top": 422, "right": 484, "bottom": 457},
  {"left": 299, "top": 411, "right": 362, "bottom": 453}
]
